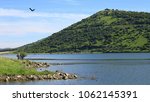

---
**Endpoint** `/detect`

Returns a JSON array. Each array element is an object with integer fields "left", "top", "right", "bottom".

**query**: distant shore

[{"left": 0, "top": 51, "right": 13, "bottom": 55}]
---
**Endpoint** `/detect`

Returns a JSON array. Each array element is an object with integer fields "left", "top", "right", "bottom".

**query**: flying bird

[{"left": 29, "top": 8, "right": 35, "bottom": 12}]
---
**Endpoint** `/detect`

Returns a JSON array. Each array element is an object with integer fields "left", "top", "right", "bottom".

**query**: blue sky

[{"left": 0, "top": 0, "right": 150, "bottom": 48}]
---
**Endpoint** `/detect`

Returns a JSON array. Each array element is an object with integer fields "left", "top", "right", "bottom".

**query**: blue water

[{"left": 0, "top": 53, "right": 150, "bottom": 85}]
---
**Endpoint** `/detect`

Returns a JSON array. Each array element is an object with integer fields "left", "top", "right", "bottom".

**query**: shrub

[{"left": 17, "top": 52, "right": 27, "bottom": 60}]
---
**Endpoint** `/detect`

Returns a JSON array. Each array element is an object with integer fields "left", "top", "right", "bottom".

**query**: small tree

[{"left": 17, "top": 52, "right": 27, "bottom": 60}]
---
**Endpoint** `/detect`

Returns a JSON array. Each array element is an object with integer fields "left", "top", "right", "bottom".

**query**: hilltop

[{"left": 17, "top": 9, "right": 150, "bottom": 53}]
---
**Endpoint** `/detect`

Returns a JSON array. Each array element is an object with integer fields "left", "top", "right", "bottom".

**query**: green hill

[{"left": 17, "top": 9, "right": 150, "bottom": 53}]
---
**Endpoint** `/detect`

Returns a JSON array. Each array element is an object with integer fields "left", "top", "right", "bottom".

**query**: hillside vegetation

[{"left": 17, "top": 9, "right": 150, "bottom": 53}]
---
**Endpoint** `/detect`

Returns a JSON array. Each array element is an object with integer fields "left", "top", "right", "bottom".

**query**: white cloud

[
  {"left": 0, "top": 8, "right": 89, "bottom": 20},
  {"left": 0, "top": 8, "right": 90, "bottom": 35},
  {"left": 0, "top": 8, "right": 90, "bottom": 48},
  {"left": 0, "top": 21, "right": 66, "bottom": 35},
  {"left": 0, "top": 42, "right": 25, "bottom": 48}
]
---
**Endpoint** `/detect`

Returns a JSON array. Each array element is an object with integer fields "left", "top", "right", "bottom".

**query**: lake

[{"left": 0, "top": 53, "right": 150, "bottom": 85}]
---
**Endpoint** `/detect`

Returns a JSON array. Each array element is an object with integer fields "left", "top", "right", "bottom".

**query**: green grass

[
  {"left": 120, "top": 35, "right": 148, "bottom": 47},
  {"left": 132, "top": 35, "right": 148, "bottom": 47},
  {"left": 100, "top": 16, "right": 118, "bottom": 25},
  {"left": 0, "top": 57, "right": 54, "bottom": 75}
]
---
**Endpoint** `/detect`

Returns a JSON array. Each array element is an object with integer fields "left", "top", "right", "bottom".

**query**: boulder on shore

[
  {"left": 0, "top": 71, "right": 77, "bottom": 82},
  {"left": 22, "top": 60, "right": 50, "bottom": 68}
]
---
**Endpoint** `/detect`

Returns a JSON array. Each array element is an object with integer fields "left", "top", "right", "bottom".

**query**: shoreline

[
  {"left": 0, "top": 71, "right": 77, "bottom": 82},
  {"left": 0, "top": 58, "right": 77, "bottom": 82}
]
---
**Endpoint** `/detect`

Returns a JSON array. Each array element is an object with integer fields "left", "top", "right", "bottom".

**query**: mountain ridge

[{"left": 17, "top": 9, "right": 150, "bottom": 53}]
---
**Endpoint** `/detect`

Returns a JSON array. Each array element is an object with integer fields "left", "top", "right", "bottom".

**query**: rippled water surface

[{"left": 1, "top": 53, "right": 150, "bottom": 85}]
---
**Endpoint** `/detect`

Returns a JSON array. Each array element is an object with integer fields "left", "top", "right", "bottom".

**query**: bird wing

[{"left": 29, "top": 8, "right": 35, "bottom": 11}]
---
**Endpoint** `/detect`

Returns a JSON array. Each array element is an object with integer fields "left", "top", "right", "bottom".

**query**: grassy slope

[{"left": 0, "top": 57, "right": 53, "bottom": 75}]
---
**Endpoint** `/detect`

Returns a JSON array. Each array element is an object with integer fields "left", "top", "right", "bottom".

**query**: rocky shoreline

[
  {"left": 21, "top": 60, "right": 50, "bottom": 68},
  {"left": 0, "top": 71, "right": 77, "bottom": 82},
  {"left": 0, "top": 60, "right": 77, "bottom": 82}
]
